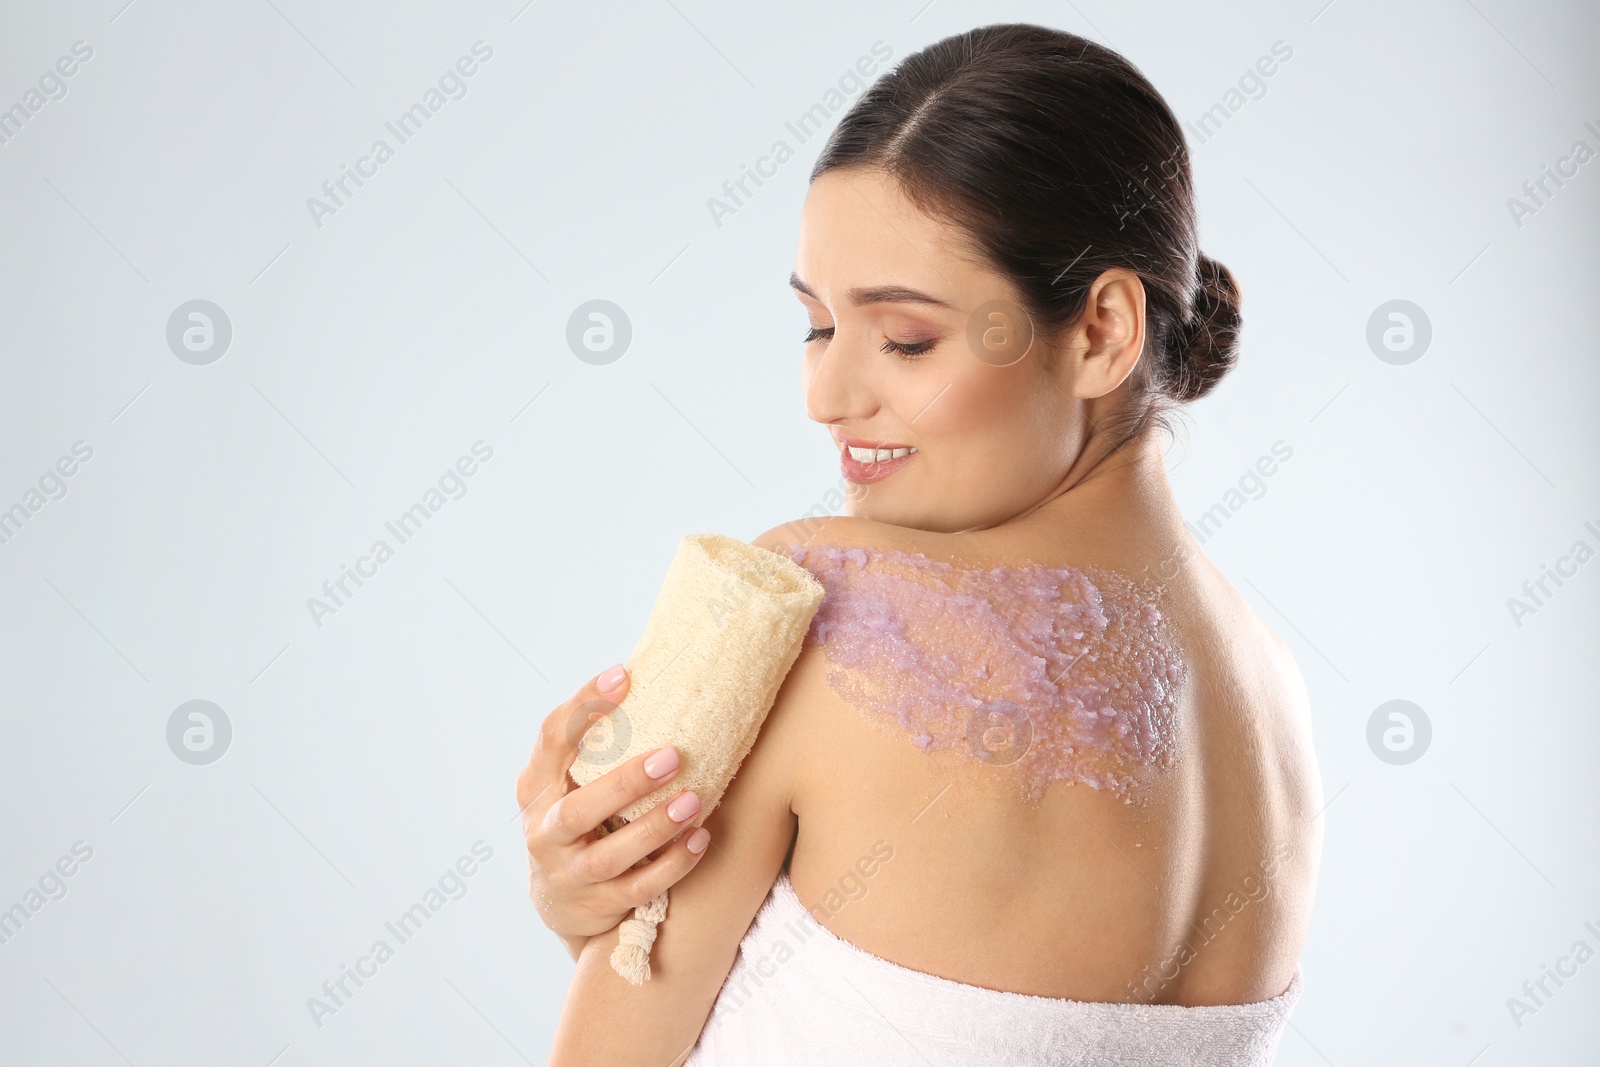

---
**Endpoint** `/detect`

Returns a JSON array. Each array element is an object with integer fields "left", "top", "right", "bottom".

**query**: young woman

[{"left": 518, "top": 23, "right": 1322, "bottom": 1066}]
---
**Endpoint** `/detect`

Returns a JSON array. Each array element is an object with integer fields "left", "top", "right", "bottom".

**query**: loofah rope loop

[{"left": 609, "top": 890, "right": 669, "bottom": 985}]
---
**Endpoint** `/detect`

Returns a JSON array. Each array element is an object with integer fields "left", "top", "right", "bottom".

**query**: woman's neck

[{"left": 998, "top": 427, "right": 1185, "bottom": 544}]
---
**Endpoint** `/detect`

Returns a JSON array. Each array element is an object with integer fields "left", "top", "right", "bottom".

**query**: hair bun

[{"left": 1166, "top": 254, "right": 1242, "bottom": 402}]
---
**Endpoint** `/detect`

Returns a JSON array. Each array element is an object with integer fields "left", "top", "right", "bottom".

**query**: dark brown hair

[{"left": 812, "top": 24, "right": 1242, "bottom": 443}]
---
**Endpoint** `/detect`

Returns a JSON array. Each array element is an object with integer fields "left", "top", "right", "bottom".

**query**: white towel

[{"left": 684, "top": 871, "right": 1303, "bottom": 1067}]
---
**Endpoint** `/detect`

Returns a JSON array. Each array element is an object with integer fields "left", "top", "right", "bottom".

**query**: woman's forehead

[{"left": 796, "top": 169, "right": 993, "bottom": 294}]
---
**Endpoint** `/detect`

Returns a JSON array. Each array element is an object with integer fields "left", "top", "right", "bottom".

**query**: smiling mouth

[
  {"left": 835, "top": 436, "right": 918, "bottom": 483},
  {"left": 845, "top": 444, "right": 917, "bottom": 463}
]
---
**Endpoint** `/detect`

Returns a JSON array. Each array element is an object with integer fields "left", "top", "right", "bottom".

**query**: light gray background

[{"left": 2, "top": 0, "right": 1596, "bottom": 1064}]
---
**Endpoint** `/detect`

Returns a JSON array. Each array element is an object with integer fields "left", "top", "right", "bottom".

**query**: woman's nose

[{"left": 804, "top": 332, "right": 877, "bottom": 425}]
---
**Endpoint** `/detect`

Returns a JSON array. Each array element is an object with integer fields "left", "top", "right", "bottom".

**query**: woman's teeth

[{"left": 847, "top": 446, "right": 916, "bottom": 463}]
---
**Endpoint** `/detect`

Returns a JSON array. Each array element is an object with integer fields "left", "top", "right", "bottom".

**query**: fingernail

[
  {"left": 686, "top": 828, "right": 710, "bottom": 854},
  {"left": 597, "top": 663, "right": 627, "bottom": 692},
  {"left": 643, "top": 747, "right": 679, "bottom": 779},
  {"left": 667, "top": 792, "right": 701, "bottom": 822}
]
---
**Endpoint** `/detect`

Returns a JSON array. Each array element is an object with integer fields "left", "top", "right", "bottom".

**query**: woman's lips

[{"left": 837, "top": 440, "right": 917, "bottom": 484}]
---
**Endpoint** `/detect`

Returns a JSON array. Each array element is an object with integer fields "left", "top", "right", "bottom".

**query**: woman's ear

[{"left": 1053, "top": 268, "right": 1147, "bottom": 400}]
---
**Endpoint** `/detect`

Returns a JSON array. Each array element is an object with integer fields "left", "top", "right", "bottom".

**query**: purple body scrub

[{"left": 785, "top": 543, "right": 1186, "bottom": 800}]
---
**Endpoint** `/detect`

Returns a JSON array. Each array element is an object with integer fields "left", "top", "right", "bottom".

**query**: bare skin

[{"left": 534, "top": 165, "right": 1324, "bottom": 1063}]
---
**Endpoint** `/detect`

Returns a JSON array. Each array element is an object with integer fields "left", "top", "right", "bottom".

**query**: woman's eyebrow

[{"left": 788, "top": 272, "right": 953, "bottom": 309}]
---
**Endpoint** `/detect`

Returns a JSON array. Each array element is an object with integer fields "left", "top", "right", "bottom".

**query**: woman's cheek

[{"left": 901, "top": 357, "right": 1031, "bottom": 438}]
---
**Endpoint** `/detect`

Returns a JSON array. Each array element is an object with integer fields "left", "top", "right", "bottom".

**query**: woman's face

[{"left": 792, "top": 166, "right": 1095, "bottom": 533}]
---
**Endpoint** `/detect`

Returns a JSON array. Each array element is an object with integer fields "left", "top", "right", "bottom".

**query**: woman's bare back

[{"left": 761, "top": 495, "right": 1322, "bottom": 1008}]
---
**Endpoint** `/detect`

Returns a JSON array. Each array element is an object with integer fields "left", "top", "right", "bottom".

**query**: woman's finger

[
  {"left": 541, "top": 742, "right": 683, "bottom": 849},
  {"left": 574, "top": 787, "right": 703, "bottom": 883},
  {"left": 516, "top": 663, "right": 631, "bottom": 821},
  {"left": 607, "top": 825, "right": 712, "bottom": 910}
]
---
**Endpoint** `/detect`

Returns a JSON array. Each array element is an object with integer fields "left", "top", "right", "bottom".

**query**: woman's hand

[{"left": 516, "top": 664, "right": 711, "bottom": 961}]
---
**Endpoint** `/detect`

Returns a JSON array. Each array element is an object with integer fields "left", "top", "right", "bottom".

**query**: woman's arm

[{"left": 546, "top": 648, "right": 808, "bottom": 1066}]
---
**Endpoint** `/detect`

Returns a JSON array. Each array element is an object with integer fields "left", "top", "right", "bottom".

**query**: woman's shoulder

[
  {"left": 753, "top": 514, "right": 942, "bottom": 559},
  {"left": 752, "top": 514, "right": 1063, "bottom": 575}
]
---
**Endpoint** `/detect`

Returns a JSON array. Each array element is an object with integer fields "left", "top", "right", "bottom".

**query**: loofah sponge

[{"left": 567, "top": 532, "right": 826, "bottom": 984}]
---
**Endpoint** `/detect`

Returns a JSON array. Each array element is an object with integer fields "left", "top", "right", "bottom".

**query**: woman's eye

[
  {"left": 881, "top": 337, "right": 937, "bottom": 360},
  {"left": 802, "top": 326, "right": 936, "bottom": 360}
]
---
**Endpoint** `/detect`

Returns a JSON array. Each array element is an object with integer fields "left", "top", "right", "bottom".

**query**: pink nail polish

[
  {"left": 686, "top": 828, "right": 710, "bottom": 854},
  {"left": 597, "top": 663, "right": 627, "bottom": 692},
  {"left": 667, "top": 792, "right": 701, "bottom": 822},
  {"left": 643, "top": 747, "right": 679, "bottom": 779}
]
